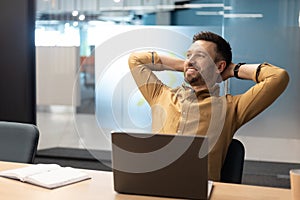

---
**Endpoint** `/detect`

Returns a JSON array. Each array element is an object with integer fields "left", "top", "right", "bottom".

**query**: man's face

[{"left": 184, "top": 40, "right": 218, "bottom": 87}]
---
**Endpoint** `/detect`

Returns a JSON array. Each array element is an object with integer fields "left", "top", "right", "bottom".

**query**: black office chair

[
  {"left": 0, "top": 121, "right": 39, "bottom": 163},
  {"left": 220, "top": 138, "right": 245, "bottom": 184}
]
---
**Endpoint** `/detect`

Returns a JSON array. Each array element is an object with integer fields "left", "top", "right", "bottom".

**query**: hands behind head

[{"left": 219, "top": 62, "right": 235, "bottom": 82}]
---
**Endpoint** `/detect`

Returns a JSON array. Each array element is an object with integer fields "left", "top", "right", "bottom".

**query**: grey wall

[{"left": 0, "top": 0, "right": 36, "bottom": 124}]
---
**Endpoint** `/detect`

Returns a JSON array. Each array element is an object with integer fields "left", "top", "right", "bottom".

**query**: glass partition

[
  {"left": 35, "top": 0, "right": 300, "bottom": 167},
  {"left": 35, "top": 0, "right": 226, "bottom": 150}
]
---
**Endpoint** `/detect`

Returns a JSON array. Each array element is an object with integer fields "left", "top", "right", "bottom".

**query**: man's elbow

[
  {"left": 128, "top": 52, "right": 149, "bottom": 70},
  {"left": 269, "top": 68, "right": 290, "bottom": 97},
  {"left": 128, "top": 53, "right": 137, "bottom": 70},
  {"left": 278, "top": 69, "right": 289, "bottom": 91}
]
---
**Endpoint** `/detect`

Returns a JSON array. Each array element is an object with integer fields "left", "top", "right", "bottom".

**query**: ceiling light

[
  {"left": 223, "top": 13, "right": 263, "bottom": 18},
  {"left": 73, "top": 21, "right": 79, "bottom": 27},
  {"left": 79, "top": 14, "right": 85, "bottom": 21},
  {"left": 195, "top": 11, "right": 263, "bottom": 18},
  {"left": 298, "top": 11, "right": 300, "bottom": 27},
  {"left": 183, "top": 3, "right": 224, "bottom": 9},
  {"left": 72, "top": 10, "right": 79, "bottom": 17}
]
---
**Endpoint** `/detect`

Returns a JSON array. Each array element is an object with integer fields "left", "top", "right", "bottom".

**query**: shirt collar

[{"left": 182, "top": 82, "right": 220, "bottom": 98}]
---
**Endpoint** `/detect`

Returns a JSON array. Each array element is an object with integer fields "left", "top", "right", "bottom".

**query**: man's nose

[{"left": 187, "top": 58, "right": 195, "bottom": 67}]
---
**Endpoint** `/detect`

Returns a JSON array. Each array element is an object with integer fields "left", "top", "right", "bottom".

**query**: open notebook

[{"left": 0, "top": 164, "right": 91, "bottom": 189}]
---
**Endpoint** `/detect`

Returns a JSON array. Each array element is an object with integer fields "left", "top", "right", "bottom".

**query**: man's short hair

[{"left": 193, "top": 31, "right": 232, "bottom": 68}]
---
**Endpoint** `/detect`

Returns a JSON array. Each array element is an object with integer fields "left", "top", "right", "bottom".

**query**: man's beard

[
  {"left": 184, "top": 72, "right": 205, "bottom": 85},
  {"left": 185, "top": 77, "right": 199, "bottom": 84}
]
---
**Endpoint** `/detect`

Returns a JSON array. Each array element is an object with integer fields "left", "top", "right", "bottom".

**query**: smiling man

[{"left": 128, "top": 31, "right": 289, "bottom": 181}]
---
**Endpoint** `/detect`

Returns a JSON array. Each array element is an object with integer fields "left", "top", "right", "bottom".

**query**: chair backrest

[
  {"left": 0, "top": 121, "right": 39, "bottom": 163},
  {"left": 220, "top": 138, "right": 245, "bottom": 184}
]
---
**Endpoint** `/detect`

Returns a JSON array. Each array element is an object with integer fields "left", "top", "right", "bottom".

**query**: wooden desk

[{"left": 0, "top": 161, "right": 291, "bottom": 200}]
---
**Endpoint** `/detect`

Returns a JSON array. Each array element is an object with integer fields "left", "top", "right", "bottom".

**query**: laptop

[{"left": 111, "top": 132, "right": 213, "bottom": 200}]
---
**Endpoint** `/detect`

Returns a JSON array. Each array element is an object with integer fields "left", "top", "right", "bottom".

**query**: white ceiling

[
  {"left": 36, "top": 0, "right": 234, "bottom": 22},
  {"left": 36, "top": 0, "right": 183, "bottom": 14}
]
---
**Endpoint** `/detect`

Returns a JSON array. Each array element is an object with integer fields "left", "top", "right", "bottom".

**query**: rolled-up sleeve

[
  {"left": 128, "top": 52, "right": 166, "bottom": 106},
  {"left": 233, "top": 63, "right": 289, "bottom": 128}
]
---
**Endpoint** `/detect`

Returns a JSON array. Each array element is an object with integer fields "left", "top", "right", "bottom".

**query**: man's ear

[{"left": 216, "top": 60, "right": 227, "bottom": 73}]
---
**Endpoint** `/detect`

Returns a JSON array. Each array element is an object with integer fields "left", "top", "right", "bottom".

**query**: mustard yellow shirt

[{"left": 128, "top": 51, "right": 289, "bottom": 181}]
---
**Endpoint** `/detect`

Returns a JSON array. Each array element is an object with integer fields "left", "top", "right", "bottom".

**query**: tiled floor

[{"left": 37, "top": 108, "right": 111, "bottom": 151}]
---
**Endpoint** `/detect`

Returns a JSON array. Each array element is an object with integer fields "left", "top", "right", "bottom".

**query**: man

[{"left": 128, "top": 31, "right": 289, "bottom": 181}]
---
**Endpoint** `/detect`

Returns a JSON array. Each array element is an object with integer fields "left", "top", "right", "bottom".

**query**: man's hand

[
  {"left": 220, "top": 62, "right": 235, "bottom": 81},
  {"left": 221, "top": 62, "right": 260, "bottom": 82}
]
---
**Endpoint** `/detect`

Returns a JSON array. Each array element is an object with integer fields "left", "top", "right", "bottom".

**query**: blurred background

[{"left": 1, "top": 0, "right": 300, "bottom": 189}]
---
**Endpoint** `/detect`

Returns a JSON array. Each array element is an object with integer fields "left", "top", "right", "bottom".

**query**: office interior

[{"left": 5, "top": 0, "right": 300, "bottom": 189}]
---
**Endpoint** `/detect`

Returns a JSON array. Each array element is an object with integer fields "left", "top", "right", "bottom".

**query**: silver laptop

[{"left": 111, "top": 132, "right": 213, "bottom": 200}]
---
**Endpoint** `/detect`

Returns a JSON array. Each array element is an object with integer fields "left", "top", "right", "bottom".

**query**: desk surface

[{"left": 0, "top": 161, "right": 291, "bottom": 200}]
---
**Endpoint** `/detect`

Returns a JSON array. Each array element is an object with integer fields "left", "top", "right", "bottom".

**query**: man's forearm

[
  {"left": 225, "top": 63, "right": 289, "bottom": 84},
  {"left": 158, "top": 54, "right": 184, "bottom": 72},
  {"left": 128, "top": 51, "right": 184, "bottom": 72},
  {"left": 223, "top": 63, "right": 260, "bottom": 81}
]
